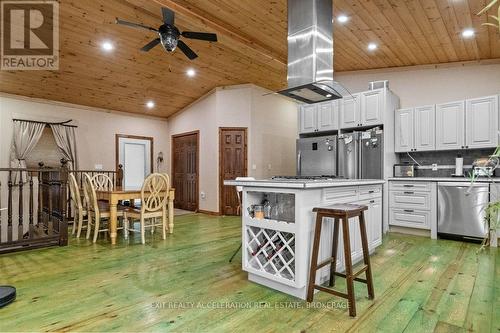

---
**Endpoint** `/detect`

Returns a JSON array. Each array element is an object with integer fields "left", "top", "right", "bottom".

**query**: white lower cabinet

[{"left": 389, "top": 181, "right": 437, "bottom": 237}]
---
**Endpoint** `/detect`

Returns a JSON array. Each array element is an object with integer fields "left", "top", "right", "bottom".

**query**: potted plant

[
  {"left": 467, "top": 146, "right": 500, "bottom": 249},
  {"left": 477, "top": 0, "right": 500, "bottom": 32}
]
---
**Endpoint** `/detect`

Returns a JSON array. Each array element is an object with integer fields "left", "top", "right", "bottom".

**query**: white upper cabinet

[
  {"left": 414, "top": 105, "right": 436, "bottom": 151},
  {"left": 436, "top": 100, "right": 465, "bottom": 150},
  {"left": 395, "top": 108, "right": 414, "bottom": 153},
  {"left": 340, "top": 93, "right": 361, "bottom": 129},
  {"left": 361, "top": 89, "right": 384, "bottom": 127},
  {"left": 299, "top": 101, "right": 339, "bottom": 134},
  {"left": 465, "top": 95, "right": 499, "bottom": 149},
  {"left": 299, "top": 104, "right": 318, "bottom": 134},
  {"left": 317, "top": 100, "right": 339, "bottom": 132}
]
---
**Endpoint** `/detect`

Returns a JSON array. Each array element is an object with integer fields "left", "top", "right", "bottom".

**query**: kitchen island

[{"left": 224, "top": 178, "right": 385, "bottom": 300}]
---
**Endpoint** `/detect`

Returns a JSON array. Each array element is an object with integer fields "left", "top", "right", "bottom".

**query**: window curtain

[
  {"left": 50, "top": 124, "right": 79, "bottom": 170},
  {"left": 10, "top": 120, "right": 46, "bottom": 183}
]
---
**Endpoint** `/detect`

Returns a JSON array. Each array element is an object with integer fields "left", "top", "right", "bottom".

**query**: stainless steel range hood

[{"left": 278, "top": 0, "right": 349, "bottom": 104}]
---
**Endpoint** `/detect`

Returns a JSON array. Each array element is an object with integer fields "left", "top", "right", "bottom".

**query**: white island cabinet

[{"left": 224, "top": 178, "right": 384, "bottom": 300}]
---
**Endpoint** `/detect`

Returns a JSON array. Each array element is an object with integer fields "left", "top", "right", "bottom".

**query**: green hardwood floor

[{"left": 0, "top": 214, "right": 498, "bottom": 332}]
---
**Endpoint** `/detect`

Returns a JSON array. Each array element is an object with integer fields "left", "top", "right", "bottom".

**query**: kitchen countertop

[
  {"left": 224, "top": 179, "right": 385, "bottom": 189},
  {"left": 389, "top": 177, "right": 500, "bottom": 183}
]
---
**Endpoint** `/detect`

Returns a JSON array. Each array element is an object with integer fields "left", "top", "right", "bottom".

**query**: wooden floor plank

[{"left": 0, "top": 214, "right": 498, "bottom": 333}]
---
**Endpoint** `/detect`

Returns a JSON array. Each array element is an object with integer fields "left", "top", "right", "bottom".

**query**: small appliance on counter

[
  {"left": 472, "top": 157, "right": 498, "bottom": 177},
  {"left": 393, "top": 163, "right": 416, "bottom": 178}
]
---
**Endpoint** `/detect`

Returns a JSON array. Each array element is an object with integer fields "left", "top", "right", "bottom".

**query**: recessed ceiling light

[
  {"left": 368, "top": 43, "right": 378, "bottom": 51},
  {"left": 326, "top": 94, "right": 332, "bottom": 98},
  {"left": 462, "top": 29, "right": 475, "bottom": 38},
  {"left": 101, "top": 41, "right": 114, "bottom": 52},
  {"left": 186, "top": 68, "right": 196, "bottom": 77},
  {"left": 337, "top": 15, "right": 349, "bottom": 23},
  {"left": 146, "top": 101, "right": 155, "bottom": 109}
]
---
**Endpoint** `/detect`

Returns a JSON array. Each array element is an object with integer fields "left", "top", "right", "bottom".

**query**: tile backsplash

[{"left": 398, "top": 148, "right": 497, "bottom": 177}]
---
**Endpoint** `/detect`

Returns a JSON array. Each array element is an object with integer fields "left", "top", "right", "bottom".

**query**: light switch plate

[
  {"left": 252, "top": 164, "right": 257, "bottom": 170},
  {"left": 432, "top": 163, "right": 438, "bottom": 171}
]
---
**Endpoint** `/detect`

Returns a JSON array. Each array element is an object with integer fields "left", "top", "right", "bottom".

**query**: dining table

[{"left": 96, "top": 187, "right": 175, "bottom": 245}]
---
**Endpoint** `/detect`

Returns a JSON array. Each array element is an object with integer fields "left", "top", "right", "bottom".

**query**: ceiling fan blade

[
  {"left": 141, "top": 38, "right": 161, "bottom": 52},
  {"left": 161, "top": 7, "right": 175, "bottom": 25},
  {"left": 177, "top": 40, "right": 198, "bottom": 60},
  {"left": 181, "top": 31, "right": 218, "bottom": 42},
  {"left": 116, "top": 18, "right": 157, "bottom": 32}
]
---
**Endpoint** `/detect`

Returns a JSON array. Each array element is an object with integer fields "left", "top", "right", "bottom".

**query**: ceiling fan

[{"left": 116, "top": 7, "right": 218, "bottom": 60}]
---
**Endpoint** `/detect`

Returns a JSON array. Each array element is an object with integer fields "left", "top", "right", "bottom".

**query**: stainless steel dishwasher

[{"left": 437, "top": 182, "right": 489, "bottom": 240}]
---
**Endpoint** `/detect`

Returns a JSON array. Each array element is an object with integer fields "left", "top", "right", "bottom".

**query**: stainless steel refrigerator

[
  {"left": 338, "top": 129, "right": 383, "bottom": 179},
  {"left": 296, "top": 135, "right": 337, "bottom": 176}
]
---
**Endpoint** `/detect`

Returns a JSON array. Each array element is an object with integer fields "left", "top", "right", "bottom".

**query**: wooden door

[
  {"left": 395, "top": 108, "right": 414, "bottom": 153},
  {"left": 172, "top": 132, "right": 199, "bottom": 211},
  {"left": 219, "top": 128, "right": 247, "bottom": 216},
  {"left": 299, "top": 105, "right": 318, "bottom": 134},
  {"left": 436, "top": 100, "right": 465, "bottom": 150},
  {"left": 414, "top": 105, "right": 436, "bottom": 152},
  {"left": 466, "top": 95, "right": 499, "bottom": 149}
]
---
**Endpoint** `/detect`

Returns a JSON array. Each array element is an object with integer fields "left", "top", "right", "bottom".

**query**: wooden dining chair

[
  {"left": 68, "top": 173, "right": 88, "bottom": 238},
  {"left": 126, "top": 173, "right": 170, "bottom": 244},
  {"left": 91, "top": 173, "right": 114, "bottom": 191},
  {"left": 83, "top": 174, "right": 127, "bottom": 243}
]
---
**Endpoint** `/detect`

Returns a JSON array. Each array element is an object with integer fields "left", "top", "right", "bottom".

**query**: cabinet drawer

[
  {"left": 389, "top": 181, "right": 432, "bottom": 192},
  {"left": 323, "top": 187, "right": 358, "bottom": 204},
  {"left": 389, "top": 208, "right": 431, "bottom": 230},
  {"left": 358, "top": 185, "right": 382, "bottom": 200},
  {"left": 389, "top": 191, "right": 432, "bottom": 210}
]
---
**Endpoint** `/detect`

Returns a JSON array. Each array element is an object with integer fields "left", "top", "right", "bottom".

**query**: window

[{"left": 26, "top": 127, "right": 63, "bottom": 168}]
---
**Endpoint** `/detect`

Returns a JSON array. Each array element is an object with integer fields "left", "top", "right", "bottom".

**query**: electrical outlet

[
  {"left": 267, "top": 164, "right": 272, "bottom": 170},
  {"left": 200, "top": 192, "right": 206, "bottom": 200},
  {"left": 94, "top": 164, "right": 103, "bottom": 170},
  {"left": 252, "top": 164, "right": 257, "bottom": 170},
  {"left": 432, "top": 163, "right": 438, "bottom": 171}
]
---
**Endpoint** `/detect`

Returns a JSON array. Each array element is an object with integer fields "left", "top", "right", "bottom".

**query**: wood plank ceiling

[{"left": 0, "top": 0, "right": 498, "bottom": 118}]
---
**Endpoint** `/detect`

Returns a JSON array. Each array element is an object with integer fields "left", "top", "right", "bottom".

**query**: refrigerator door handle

[{"left": 297, "top": 151, "right": 302, "bottom": 175}]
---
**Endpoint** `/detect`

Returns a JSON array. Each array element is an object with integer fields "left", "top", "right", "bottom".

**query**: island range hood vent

[{"left": 277, "top": 0, "right": 350, "bottom": 104}]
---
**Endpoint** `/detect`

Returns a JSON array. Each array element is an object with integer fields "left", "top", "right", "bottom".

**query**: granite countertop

[
  {"left": 224, "top": 179, "right": 385, "bottom": 189},
  {"left": 389, "top": 177, "right": 500, "bottom": 183}
]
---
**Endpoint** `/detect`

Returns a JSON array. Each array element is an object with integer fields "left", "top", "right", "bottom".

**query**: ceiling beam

[{"left": 152, "top": 0, "right": 286, "bottom": 66}]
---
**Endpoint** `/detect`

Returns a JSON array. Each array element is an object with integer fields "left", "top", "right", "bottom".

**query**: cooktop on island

[{"left": 271, "top": 175, "right": 340, "bottom": 181}]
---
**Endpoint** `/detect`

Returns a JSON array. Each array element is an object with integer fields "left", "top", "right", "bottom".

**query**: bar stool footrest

[
  {"left": 333, "top": 271, "right": 368, "bottom": 284},
  {"left": 314, "top": 284, "right": 349, "bottom": 299},
  {"left": 316, "top": 257, "right": 335, "bottom": 270}
]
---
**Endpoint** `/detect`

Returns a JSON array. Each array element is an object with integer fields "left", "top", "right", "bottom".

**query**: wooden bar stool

[{"left": 306, "top": 203, "right": 374, "bottom": 317}]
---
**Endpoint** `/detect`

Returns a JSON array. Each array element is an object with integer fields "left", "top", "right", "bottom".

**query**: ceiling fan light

[{"left": 161, "top": 34, "right": 178, "bottom": 52}]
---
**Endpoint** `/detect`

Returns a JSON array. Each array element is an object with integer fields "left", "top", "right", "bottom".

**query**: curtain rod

[{"left": 12, "top": 118, "right": 78, "bottom": 128}]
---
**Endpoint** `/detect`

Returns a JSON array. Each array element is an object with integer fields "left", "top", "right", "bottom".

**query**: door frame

[
  {"left": 219, "top": 127, "right": 248, "bottom": 215},
  {"left": 115, "top": 134, "right": 154, "bottom": 174},
  {"left": 171, "top": 130, "right": 200, "bottom": 212}
]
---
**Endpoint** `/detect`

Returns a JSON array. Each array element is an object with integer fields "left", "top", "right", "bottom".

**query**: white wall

[
  {"left": 166, "top": 93, "right": 218, "bottom": 212},
  {"left": 168, "top": 84, "right": 298, "bottom": 213},
  {"left": 0, "top": 95, "right": 169, "bottom": 171},
  {"left": 336, "top": 63, "right": 500, "bottom": 108}
]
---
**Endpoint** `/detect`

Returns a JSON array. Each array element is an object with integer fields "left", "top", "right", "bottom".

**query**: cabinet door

[
  {"left": 368, "top": 198, "right": 383, "bottom": 249},
  {"left": 466, "top": 95, "right": 499, "bottom": 149},
  {"left": 436, "top": 101, "right": 465, "bottom": 150},
  {"left": 299, "top": 105, "right": 318, "bottom": 134},
  {"left": 395, "top": 108, "right": 414, "bottom": 153},
  {"left": 317, "top": 101, "right": 339, "bottom": 132},
  {"left": 340, "top": 93, "right": 361, "bottom": 129},
  {"left": 414, "top": 105, "right": 436, "bottom": 151},
  {"left": 361, "top": 89, "right": 384, "bottom": 126}
]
